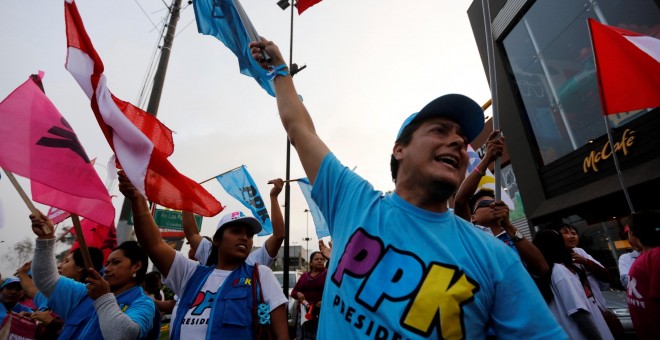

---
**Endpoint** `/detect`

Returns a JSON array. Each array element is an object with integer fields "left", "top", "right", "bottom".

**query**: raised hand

[
  {"left": 85, "top": 267, "right": 111, "bottom": 300},
  {"left": 30, "top": 211, "right": 55, "bottom": 239},
  {"left": 249, "top": 38, "right": 286, "bottom": 70},
  {"left": 117, "top": 170, "right": 140, "bottom": 200},
  {"left": 483, "top": 130, "right": 504, "bottom": 165},
  {"left": 268, "top": 178, "right": 284, "bottom": 197},
  {"left": 15, "top": 261, "right": 32, "bottom": 277},
  {"left": 319, "top": 239, "right": 331, "bottom": 260}
]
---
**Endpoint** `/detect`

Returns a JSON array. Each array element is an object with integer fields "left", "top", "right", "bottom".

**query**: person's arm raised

[
  {"left": 15, "top": 262, "right": 38, "bottom": 299},
  {"left": 250, "top": 39, "right": 330, "bottom": 184},
  {"left": 264, "top": 178, "right": 285, "bottom": 257},
  {"left": 118, "top": 171, "right": 175, "bottom": 277},
  {"left": 182, "top": 211, "right": 203, "bottom": 252},
  {"left": 454, "top": 130, "right": 503, "bottom": 220}
]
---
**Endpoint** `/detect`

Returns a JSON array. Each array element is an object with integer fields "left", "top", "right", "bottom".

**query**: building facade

[{"left": 468, "top": 0, "right": 660, "bottom": 280}]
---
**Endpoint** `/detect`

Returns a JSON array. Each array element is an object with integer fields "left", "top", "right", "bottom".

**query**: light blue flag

[
  {"left": 297, "top": 178, "right": 330, "bottom": 239},
  {"left": 193, "top": 0, "right": 276, "bottom": 96},
  {"left": 216, "top": 166, "right": 272, "bottom": 236}
]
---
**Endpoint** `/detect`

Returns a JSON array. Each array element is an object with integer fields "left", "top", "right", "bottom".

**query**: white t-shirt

[
  {"left": 573, "top": 247, "right": 607, "bottom": 309},
  {"left": 548, "top": 264, "right": 614, "bottom": 340},
  {"left": 617, "top": 250, "right": 640, "bottom": 288},
  {"left": 164, "top": 252, "right": 287, "bottom": 338},
  {"left": 195, "top": 237, "right": 274, "bottom": 266}
]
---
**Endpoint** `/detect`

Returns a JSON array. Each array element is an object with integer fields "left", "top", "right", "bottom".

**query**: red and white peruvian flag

[
  {"left": 588, "top": 18, "right": 660, "bottom": 115},
  {"left": 64, "top": 0, "right": 222, "bottom": 217}
]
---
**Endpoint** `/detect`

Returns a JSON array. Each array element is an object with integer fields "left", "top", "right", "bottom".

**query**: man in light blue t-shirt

[{"left": 250, "top": 39, "right": 566, "bottom": 339}]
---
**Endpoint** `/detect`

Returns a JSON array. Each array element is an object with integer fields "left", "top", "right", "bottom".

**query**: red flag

[
  {"left": 0, "top": 73, "right": 115, "bottom": 226},
  {"left": 297, "top": 0, "right": 323, "bottom": 15},
  {"left": 70, "top": 218, "right": 117, "bottom": 262},
  {"left": 64, "top": 0, "right": 223, "bottom": 217},
  {"left": 588, "top": 18, "right": 660, "bottom": 115}
]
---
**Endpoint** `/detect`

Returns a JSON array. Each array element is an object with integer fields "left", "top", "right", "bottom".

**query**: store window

[{"left": 502, "top": 0, "right": 659, "bottom": 165}]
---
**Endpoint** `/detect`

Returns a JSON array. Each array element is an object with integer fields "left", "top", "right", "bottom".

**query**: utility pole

[{"left": 117, "top": 0, "right": 183, "bottom": 243}]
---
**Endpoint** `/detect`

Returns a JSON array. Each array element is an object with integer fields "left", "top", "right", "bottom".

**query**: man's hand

[
  {"left": 571, "top": 253, "right": 589, "bottom": 265},
  {"left": 30, "top": 211, "right": 55, "bottom": 240},
  {"left": 296, "top": 292, "right": 306, "bottom": 304},
  {"left": 86, "top": 267, "right": 111, "bottom": 300},
  {"left": 268, "top": 178, "right": 284, "bottom": 197},
  {"left": 249, "top": 38, "right": 287, "bottom": 70},
  {"left": 492, "top": 200, "right": 514, "bottom": 231},
  {"left": 15, "top": 261, "right": 32, "bottom": 277},
  {"left": 30, "top": 310, "right": 55, "bottom": 325},
  {"left": 319, "top": 239, "right": 332, "bottom": 260},
  {"left": 117, "top": 170, "right": 140, "bottom": 200},
  {"left": 483, "top": 130, "right": 504, "bottom": 165}
]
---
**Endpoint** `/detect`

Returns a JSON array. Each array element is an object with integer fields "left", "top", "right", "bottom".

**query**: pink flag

[
  {"left": 64, "top": 0, "right": 223, "bottom": 217},
  {"left": 46, "top": 206, "right": 71, "bottom": 225},
  {"left": 0, "top": 73, "right": 114, "bottom": 226},
  {"left": 70, "top": 218, "right": 117, "bottom": 262},
  {"left": 588, "top": 18, "right": 660, "bottom": 115}
]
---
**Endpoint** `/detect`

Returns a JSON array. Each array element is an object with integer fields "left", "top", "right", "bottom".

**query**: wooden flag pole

[
  {"left": 71, "top": 214, "right": 94, "bottom": 270},
  {"left": 482, "top": 99, "right": 492, "bottom": 111},
  {"left": 2, "top": 169, "right": 51, "bottom": 234}
]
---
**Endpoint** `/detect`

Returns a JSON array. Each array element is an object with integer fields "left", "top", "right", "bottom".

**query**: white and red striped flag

[
  {"left": 588, "top": 18, "right": 660, "bottom": 115},
  {"left": 64, "top": 0, "right": 222, "bottom": 217}
]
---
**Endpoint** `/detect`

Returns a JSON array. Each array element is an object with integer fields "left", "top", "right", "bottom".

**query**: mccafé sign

[{"left": 583, "top": 129, "right": 635, "bottom": 173}]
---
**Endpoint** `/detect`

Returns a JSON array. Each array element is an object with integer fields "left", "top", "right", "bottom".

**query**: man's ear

[{"left": 393, "top": 143, "right": 404, "bottom": 161}]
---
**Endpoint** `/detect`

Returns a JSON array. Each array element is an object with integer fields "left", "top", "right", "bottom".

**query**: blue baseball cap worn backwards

[{"left": 396, "top": 94, "right": 485, "bottom": 143}]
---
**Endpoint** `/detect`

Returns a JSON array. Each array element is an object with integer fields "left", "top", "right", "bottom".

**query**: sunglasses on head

[{"left": 473, "top": 199, "right": 495, "bottom": 213}]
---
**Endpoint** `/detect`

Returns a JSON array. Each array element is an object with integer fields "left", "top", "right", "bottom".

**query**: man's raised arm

[{"left": 250, "top": 39, "right": 330, "bottom": 184}]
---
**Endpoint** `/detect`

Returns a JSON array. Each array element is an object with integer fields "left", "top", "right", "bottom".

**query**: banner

[
  {"left": 298, "top": 178, "right": 330, "bottom": 239},
  {"left": 216, "top": 165, "right": 272, "bottom": 236}
]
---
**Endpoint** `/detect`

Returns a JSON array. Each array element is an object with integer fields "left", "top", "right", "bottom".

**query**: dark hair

[
  {"left": 468, "top": 189, "right": 495, "bottom": 213},
  {"left": 203, "top": 236, "right": 219, "bottom": 266},
  {"left": 629, "top": 211, "right": 660, "bottom": 247},
  {"left": 390, "top": 118, "right": 426, "bottom": 182},
  {"left": 533, "top": 228, "right": 588, "bottom": 303},
  {"left": 143, "top": 271, "right": 163, "bottom": 301},
  {"left": 114, "top": 241, "right": 149, "bottom": 284},
  {"left": 72, "top": 247, "right": 104, "bottom": 283},
  {"left": 551, "top": 222, "right": 577, "bottom": 234},
  {"left": 308, "top": 251, "right": 324, "bottom": 272}
]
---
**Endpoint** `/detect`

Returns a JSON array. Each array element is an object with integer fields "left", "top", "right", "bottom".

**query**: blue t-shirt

[
  {"left": 32, "top": 292, "right": 49, "bottom": 310},
  {"left": 312, "top": 153, "right": 565, "bottom": 339},
  {"left": 48, "top": 276, "right": 155, "bottom": 338}
]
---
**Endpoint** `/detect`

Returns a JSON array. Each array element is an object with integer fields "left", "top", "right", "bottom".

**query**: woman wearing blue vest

[
  {"left": 118, "top": 171, "right": 289, "bottom": 339},
  {"left": 30, "top": 211, "right": 159, "bottom": 339}
]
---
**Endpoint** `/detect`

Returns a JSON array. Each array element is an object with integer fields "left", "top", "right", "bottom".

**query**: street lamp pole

[
  {"left": 303, "top": 209, "right": 310, "bottom": 255},
  {"left": 276, "top": 0, "right": 296, "bottom": 299}
]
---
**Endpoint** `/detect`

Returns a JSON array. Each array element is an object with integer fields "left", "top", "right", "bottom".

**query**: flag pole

[
  {"left": 587, "top": 21, "right": 636, "bottom": 214},
  {"left": 2, "top": 169, "right": 51, "bottom": 234},
  {"left": 198, "top": 165, "right": 243, "bottom": 184},
  {"left": 71, "top": 214, "right": 94, "bottom": 270},
  {"left": 481, "top": 99, "right": 492, "bottom": 111},
  {"left": 282, "top": 0, "right": 296, "bottom": 299},
  {"left": 602, "top": 117, "right": 635, "bottom": 213},
  {"left": 481, "top": 0, "right": 501, "bottom": 201}
]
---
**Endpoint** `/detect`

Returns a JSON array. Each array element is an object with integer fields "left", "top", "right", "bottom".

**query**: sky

[{"left": 0, "top": 0, "right": 491, "bottom": 277}]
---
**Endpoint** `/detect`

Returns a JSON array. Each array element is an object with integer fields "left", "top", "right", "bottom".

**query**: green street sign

[{"left": 127, "top": 209, "right": 202, "bottom": 231}]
